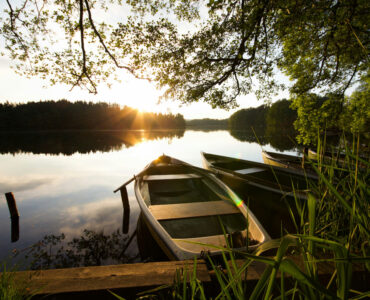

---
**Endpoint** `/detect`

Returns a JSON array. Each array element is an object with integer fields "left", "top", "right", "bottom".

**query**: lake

[{"left": 0, "top": 129, "right": 298, "bottom": 270}]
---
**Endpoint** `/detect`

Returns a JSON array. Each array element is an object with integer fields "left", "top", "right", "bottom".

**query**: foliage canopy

[{"left": 1, "top": 0, "right": 369, "bottom": 108}]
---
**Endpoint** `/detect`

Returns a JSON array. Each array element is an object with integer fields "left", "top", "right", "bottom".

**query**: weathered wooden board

[
  {"left": 235, "top": 167, "right": 266, "bottom": 175},
  {"left": 149, "top": 200, "right": 240, "bottom": 220},
  {"left": 3, "top": 256, "right": 367, "bottom": 298},
  {"left": 143, "top": 173, "right": 201, "bottom": 181},
  {"left": 10, "top": 260, "right": 211, "bottom": 295}
]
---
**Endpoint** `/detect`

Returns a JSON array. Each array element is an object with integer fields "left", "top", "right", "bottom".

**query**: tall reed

[{"left": 0, "top": 264, "right": 32, "bottom": 300}]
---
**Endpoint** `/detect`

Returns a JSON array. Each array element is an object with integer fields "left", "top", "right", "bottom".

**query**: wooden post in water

[
  {"left": 5, "top": 192, "right": 19, "bottom": 218},
  {"left": 120, "top": 187, "right": 130, "bottom": 234},
  {"left": 5, "top": 192, "right": 20, "bottom": 242}
]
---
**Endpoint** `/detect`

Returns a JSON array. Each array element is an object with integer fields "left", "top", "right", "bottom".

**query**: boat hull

[
  {"left": 201, "top": 152, "right": 320, "bottom": 238},
  {"left": 133, "top": 155, "right": 270, "bottom": 260},
  {"left": 262, "top": 151, "right": 304, "bottom": 170},
  {"left": 202, "top": 152, "right": 316, "bottom": 196}
]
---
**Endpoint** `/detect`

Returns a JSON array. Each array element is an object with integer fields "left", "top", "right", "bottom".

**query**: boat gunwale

[{"left": 201, "top": 152, "right": 313, "bottom": 200}]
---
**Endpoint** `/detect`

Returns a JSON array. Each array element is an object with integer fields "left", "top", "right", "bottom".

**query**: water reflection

[
  {"left": 0, "top": 177, "right": 52, "bottom": 194},
  {"left": 22, "top": 229, "right": 140, "bottom": 270},
  {"left": 264, "top": 127, "right": 297, "bottom": 151},
  {"left": 229, "top": 127, "right": 298, "bottom": 151},
  {"left": 0, "top": 129, "right": 299, "bottom": 155},
  {"left": 0, "top": 129, "right": 300, "bottom": 270},
  {"left": 0, "top": 130, "right": 185, "bottom": 155},
  {"left": 229, "top": 128, "right": 268, "bottom": 145}
]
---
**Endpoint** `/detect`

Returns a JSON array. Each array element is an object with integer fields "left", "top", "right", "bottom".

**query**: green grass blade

[
  {"left": 108, "top": 290, "right": 126, "bottom": 300},
  {"left": 249, "top": 265, "right": 273, "bottom": 300}
]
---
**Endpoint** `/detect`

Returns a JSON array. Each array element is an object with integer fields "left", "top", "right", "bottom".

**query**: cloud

[
  {"left": 58, "top": 197, "right": 140, "bottom": 238},
  {"left": 0, "top": 177, "right": 52, "bottom": 194}
]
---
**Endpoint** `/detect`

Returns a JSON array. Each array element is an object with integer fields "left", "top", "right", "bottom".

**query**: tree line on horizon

[
  {"left": 228, "top": 83, "right": 369, "bottom": 147},
  {"left": 0, "top": 100, "right": 185, "bottom": 130}
]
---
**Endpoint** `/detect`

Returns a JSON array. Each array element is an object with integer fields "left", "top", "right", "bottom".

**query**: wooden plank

[
  {"left": 143, "top": 173, "right": 202, "bottom": 181},
  {"left": 5, "top": 256, "right": 368, "bottom": 297},
  {"left": 235, "top": 167, "right": 266, "bottom": 175},
  {"left": 149, "top": 200, "right": 240, "bottom": 220},
  {"left": 10, "top": 260, "right": 211, "bottom": 295}
]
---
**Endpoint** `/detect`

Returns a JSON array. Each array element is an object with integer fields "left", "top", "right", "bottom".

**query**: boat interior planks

[{"left": 149, "top": 200, "right": 240, "bottom": 220}]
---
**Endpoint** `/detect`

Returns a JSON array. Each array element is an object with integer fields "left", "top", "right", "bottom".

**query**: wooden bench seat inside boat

[
  {"left": 235, "top": 167, "right": 266, "bottom": 175},
  {"left": 149, "top": 200, "right": 240, "bottom": 221},
  {"left": 143, "top": 173, "right": 202, "bottom": 181}
]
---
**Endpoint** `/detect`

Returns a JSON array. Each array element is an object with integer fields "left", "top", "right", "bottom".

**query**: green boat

[
  {"left": 262, "top": 150, "right": 304, "bottom": 170},
  {"left": 202, "top": 152, "right": 318, "bottom": 197},
  {"left": 201, "top": 152, "right": 320, "bottom": 238},
  {"left": 307, "top": 148, "right": 348, "bottom": 162},
  {"left": 132, "top": 155, "right": 270, "bottom": 260}
]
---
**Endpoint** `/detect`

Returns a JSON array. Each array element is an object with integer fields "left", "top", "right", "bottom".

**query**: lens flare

[
  {"left": 236, "top": 199, "right": 244, "bottom": 207},
  {"left": 230, "top": 192, "right": 244, "bottom": 207}
]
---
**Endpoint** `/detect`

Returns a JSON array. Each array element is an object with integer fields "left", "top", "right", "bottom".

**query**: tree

[
  {"left": 290, "top": 93, "right": 344, "bottom": 145},
  {"left": 265, "top": 99, "right": 297, "bottom": 150},
  {"left": 339, "top": 75, "right": 370, "bottom": 136},
  {"left": 228, "top": 105, "right": 268, "bottom": 129},
  {"left": 265, "top": 99, "right": 296, "bottom": 130},
  {"left": 1, "top": 1, "right": 369, "bottom": 108}
]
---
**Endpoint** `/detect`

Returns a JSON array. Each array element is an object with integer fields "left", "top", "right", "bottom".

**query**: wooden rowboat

[
  {"left": 133, "top": 155, "right": 270, "bottom": 260},
  {"left": 307, "top": 148, "right": 347, "bottom": 162},
  {"left": 262, "top": 150, "right": 304, "bottom": 170},
  {"left": 262, "top": 150, "right": 352, "bottom": 180},
  {"left": 201, "top": 152, "right": 317, "bottom": 197}
]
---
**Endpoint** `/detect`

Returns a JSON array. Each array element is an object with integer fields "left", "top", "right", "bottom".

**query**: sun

[{"left": 118, "top": 79, "right": 163, "bottom": 113}]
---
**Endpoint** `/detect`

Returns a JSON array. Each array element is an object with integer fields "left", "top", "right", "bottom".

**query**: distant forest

[
  {"left": 185, "top": 101, "right": 296, "bottom": 137},
  {"left": 229, "top": 101, "right": 297, "bottom": 132},
  {"left": 186, "top": 118, "right": 228, "bottom": 129},
  {"left": 229, "top": 105, "right": 270, "bottom": 130},
  {"left": 228, "top": 101, "right": 298, "bottom": 151},
  {"left": 0, "top": 100, "right": 185, "bottom": 130}
]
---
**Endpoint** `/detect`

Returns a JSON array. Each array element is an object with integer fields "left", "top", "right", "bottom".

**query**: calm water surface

[{"left": 0, "top": 130, "right": 297, "bottom": 269}]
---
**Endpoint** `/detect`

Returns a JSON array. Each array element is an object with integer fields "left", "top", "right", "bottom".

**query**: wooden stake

[
  {"left": 120, "top": 186, "right": 130, "bottom": 234},
  {"left": 5, "top": 192, "right": 20, "bottom": 242},
  {"left": 11, "top": 217, "right": 19, "bottom": 242},
  {"left": 5, "top": 192, "right": 19, "bottom": 218}
]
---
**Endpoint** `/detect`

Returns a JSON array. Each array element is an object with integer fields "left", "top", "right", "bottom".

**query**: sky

[
  {"left": 0, "top": 56, "right": 276, "bottom": 119},
  {"left": 0, "top": 1, "right": 290, "bottom": 120}
]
